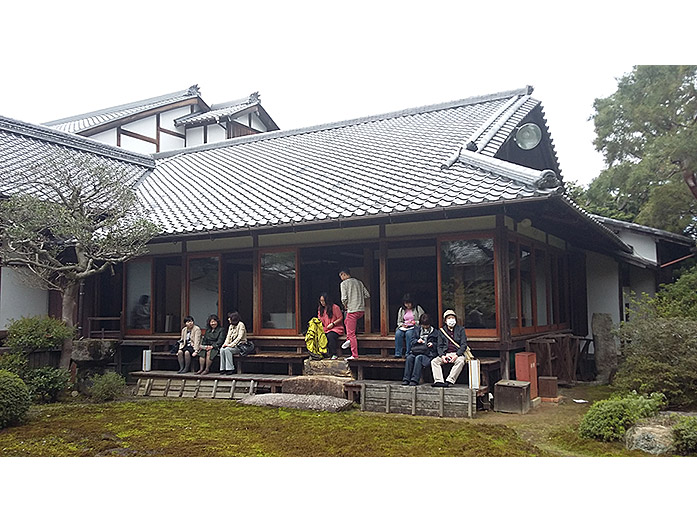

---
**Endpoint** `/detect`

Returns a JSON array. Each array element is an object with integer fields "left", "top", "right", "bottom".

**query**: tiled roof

[
  {"left": 140, "top": 87, "right": 565, "bottom": 236},
  {"left": 591, "top": 214, "right": 695, "bottom": 246},
  {"left": 42, "top": 85, "right": 203, "bottom": 135},
  {"left": 0, "top": 116, "right": 153, "bottom": 200},
  {"left": 174, "top": 93, "right": 259, "bottom": 127}
]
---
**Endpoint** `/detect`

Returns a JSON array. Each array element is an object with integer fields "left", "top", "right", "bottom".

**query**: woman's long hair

[{"left": 318, "top": 293, "right": 337, "bottom": 320}]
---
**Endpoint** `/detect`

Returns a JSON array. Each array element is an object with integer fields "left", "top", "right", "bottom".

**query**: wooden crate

[{"left": 360, "top": 383, "right": 475, "bottom": 418}]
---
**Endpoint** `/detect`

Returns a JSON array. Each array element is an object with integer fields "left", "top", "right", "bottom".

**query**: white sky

[{"left": 1, "top": 1, "right": 695, "bottom": 188}]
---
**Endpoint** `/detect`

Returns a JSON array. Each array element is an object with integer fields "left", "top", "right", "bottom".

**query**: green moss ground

[{"left": 0, "top": 384, "right": 645, "bottom": 457}]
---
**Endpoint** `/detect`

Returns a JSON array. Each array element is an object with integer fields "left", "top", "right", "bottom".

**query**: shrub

[
  {"left": 6, "top": 316, "right": 74, "bottom": 353},
  {"left": 614, "top": 299, "right": 697, "bottom": 408},
  {"left": 673, "top": 416, "right": 697, "bottom": 456},
  {"left": 0, "top": 370, "right": 32, "bottom": 429},
  {"left": 579, "top": 391, "right": 667, "bottom": 441},
  {"left": 654, "top": 265, "right": 697, "bottom": 320},
  {"left": 89, "top": 372, "right": 127, "bottom": 402},
  {"left": 0, "top": 351, "right": 28, "bottom": 377},
  {"left": 23, "top": 367, "right": 70, "bottom": 403}
]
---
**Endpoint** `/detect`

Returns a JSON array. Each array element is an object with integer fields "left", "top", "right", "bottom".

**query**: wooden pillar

[
  {"left": 496, "top": 215, "right": 512, "bottom": 379},
  {"left": 363, "top": 247, "right": 372, "bottom": 334},
  {"left": 379, "top": 234, "right": 388, "bottom": 337}
]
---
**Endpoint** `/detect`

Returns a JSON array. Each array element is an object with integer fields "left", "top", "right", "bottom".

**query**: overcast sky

[{"left": 1, "top": 1, "right": 694, "bottom": 187}]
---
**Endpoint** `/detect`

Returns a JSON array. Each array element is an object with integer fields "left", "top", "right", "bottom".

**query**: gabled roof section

[
  {"left": 173, "top": 92, "right": 279, "bottom": 130},
  {"left": 0, "top": 115, "right": 154, "bottom": 199},
  {"left": 591, "top": 215, "right": 695, "bottom": 246},
  {"left": 142, "top": 88, "right": 564, "bottom": 236},
  {"left": 43, "top": 85, "right": 205, "bottom": 135}
]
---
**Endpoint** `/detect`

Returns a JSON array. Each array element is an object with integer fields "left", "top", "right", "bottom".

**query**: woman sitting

[
  {"left": 177, "top": 316, "right": 201, "bottom": 374},
  {"left": 394, "top": 293, "right": 424, "bottom": 358},
  {"left": 402, "top": 313, "right": 438, "bottom": 385},
  {"left": 318, "top": 293, "right": 345, "bottom": 359},
  {"left": 195, "top": 314, "right": 225, "bottom": 375},
  {"left": 219, "top": 311, "right": 247, "bottom": 375}
]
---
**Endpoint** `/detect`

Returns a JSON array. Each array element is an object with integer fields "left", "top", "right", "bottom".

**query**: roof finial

[
  {"left": 187, "top": 84, "right": 201, "bottom": 97},
  {"left": 249, "top": 92, "right": 260, "bottom": 104}
]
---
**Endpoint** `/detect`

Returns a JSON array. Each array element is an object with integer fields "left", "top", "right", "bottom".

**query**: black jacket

[
  {"left": 436, "top": 324, "right": 468, "bottom": 357},
  {"left": 408, "top": 325, "right": 438, "bottom": 357},
  {"left": 201, "top": 325, "right": 226, "bottom": 350}
]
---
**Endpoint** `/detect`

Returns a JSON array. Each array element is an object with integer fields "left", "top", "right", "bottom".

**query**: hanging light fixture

[{"left": 514, "top": 122, "right": 542, "bottom": 150}]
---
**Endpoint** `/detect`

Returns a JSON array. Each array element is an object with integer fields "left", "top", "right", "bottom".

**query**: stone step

[
  {"left": 303, "top": 358, "right": 353, "bottom": 378},
  {"left": 281, "top": 375, "right": 353, "bottom": 398}
]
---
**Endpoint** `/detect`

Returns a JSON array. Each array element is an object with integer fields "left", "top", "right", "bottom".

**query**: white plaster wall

[
  {"left": 159, "top": 133, "right": 185, "bottom": 152},
  {"left": 160, "top": 107, "right": 192, "bottom": 132},
  {"left": 0, "top": 268, "right": 48, "bottom": 330},
  {"left": 206, "top": 124, "right": 226, "bottom": 143},
  {"left": 250, "top": 112, "right": 265, "bottom": 131},
  {"left": 122, "top": 115, "right": 156, "bottom": 137},
  {"left": 585, "top": 251, "right": 620, "bottom": 330},
  {"left": 186, "top": 127, "right": 204, "bottom": 147},
  {"left": 119, "top": 134, "right": 157, "bottom": 154},
  {"left": 90, "top": 128, "right": 117, "bottom": 146},
  {"left": 618, "top": 231, "right": 657, "bottom": 263}
]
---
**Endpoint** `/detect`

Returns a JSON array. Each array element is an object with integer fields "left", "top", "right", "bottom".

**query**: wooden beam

[{"left": 119, "top": 128, "right": 157, "bottom": 145}]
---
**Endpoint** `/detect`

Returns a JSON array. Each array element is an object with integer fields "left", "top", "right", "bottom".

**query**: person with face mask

[{"left": 431, "top": 310, "right": 468, "bottom": 387}]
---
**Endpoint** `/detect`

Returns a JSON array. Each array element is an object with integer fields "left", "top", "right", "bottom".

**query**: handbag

[{"left": 237, "top": 340, "right": 256, "bottom": 356}]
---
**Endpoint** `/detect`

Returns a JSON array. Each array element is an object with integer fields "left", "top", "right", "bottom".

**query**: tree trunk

[
  {"left": 682, "top": 169, "right": 697, "bottom": 201},
  {"left": 59, "top": 281, "right": 79, "bottom": 369}
]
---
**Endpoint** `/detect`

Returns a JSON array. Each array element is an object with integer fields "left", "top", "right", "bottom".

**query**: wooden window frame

[{"left": 436, "top": 233, "right": 500, "bottom": 339}]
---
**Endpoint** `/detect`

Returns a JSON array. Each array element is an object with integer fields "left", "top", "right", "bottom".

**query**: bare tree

[{"left": 0, "top": 152, "right": 159, "bottom": 368}]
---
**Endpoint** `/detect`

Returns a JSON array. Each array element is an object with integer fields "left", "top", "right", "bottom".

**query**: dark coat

[
  {"left": 436, "top": 324, "right": 468, "bottom": 357},
  {"left": 408, "top": 325, "right": 438, "bottom": 358},
  {"left": 201, "top": 325, "right": 226, "bottom": 349}
]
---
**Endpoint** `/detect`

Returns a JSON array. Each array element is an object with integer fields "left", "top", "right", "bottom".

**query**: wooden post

[
  {"left": 229, "top": 380, "right": 236, "bottom": 399},
  {"left": 163, "top": 379, "right": 171, "bottom": 397},
  {"left": 145, "top": 378, "right": 153, "bottom": 396},
  {"left": 134, "top": 378, "right": 142, "bottom": 396},
  {"left": 467, "top": 388, "right": 473, "bottom": 418},
  {"left": 439, "top": 387, "right": 445, "bottom": 417},
  {"left": 385, "top": 384, "right": 391, "bottom": 413},
  {"left": 178, "top": 379, "right": 185, "bottom": 397},
  {"left": 360, "top": 383, "right": 366, "bottom": 411},
  {"left": 212, "top": 379, "right": 218, "bottom": 398},
  {"left": 411, "top": 386, "right": 417, "bottom": 416},
  {"left": 249, "top": 380, "right": 256, "bottom": 396}
]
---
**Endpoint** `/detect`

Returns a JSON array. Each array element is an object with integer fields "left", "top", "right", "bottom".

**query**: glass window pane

[
  {"left": 262, "top": 252, "right": 296, "bottom": 330},
  {"left": 222, "top": 253, "right": 254, "bottom": 332},
  {"left": 520, "top": 245, "right": 533, "bottom": 327},
  {"left": 154, "top": 256, "right": 182, "bottom": 333},
  {"left": 188, "top": 257, "right": 219, "bottom": 328},
  {"left": 440, "top": 239, "right": 496, "bottom": 330},
  {"left": 126, "top": 260, "right": 151, "bottom": 330},
  {"left": 535, "top": 249, "right": 548, "bottom": 326}
]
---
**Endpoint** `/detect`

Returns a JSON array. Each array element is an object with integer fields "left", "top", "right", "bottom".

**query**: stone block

[
  {"left": 282, "top": 375, "right": 352, "bottom": 398},
  {"left": 625, "top": 423, "right": 674, "bottom": 455},
  {"left": 240, "top": 393, "right": 354, "bottom": 412},
  {"left": 303, "top": 358, "right": 353, "bottom": 378},
  {"left": 72, "top": 339, "right": 119, "bottom": 362}
]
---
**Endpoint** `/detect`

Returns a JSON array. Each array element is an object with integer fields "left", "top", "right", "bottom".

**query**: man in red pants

[{"left": 339, "top": 268, "right": 370, "bottom": 360}]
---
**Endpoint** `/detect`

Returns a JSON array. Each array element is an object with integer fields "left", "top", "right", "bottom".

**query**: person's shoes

[
  {"left": 431, "top": 381, "right": 445, "bottom": 387},
  {"left": 393, "top": 354, "right": 402, "bottom": 358},
  {"left": 345, "top": 356, "right": 355, "bottom": 360},
  {"left": 177, "top": 369, "right": 185, "bottom": 374},
  {"left": 444, "top": 381, "right": 453, "bottom": 387},
  {"left": 410, "top": 381, "right": 419, "bottom": 386},
  {"left": 341, "top": 340, "right": 351, "bottom": 349},
  {"left": 201, "top": 370, "right": 209, "bottom": 375},
  {"left": 331, "top": 355, "right": 337, "bottom": 360},
  {"left": 402, "top": 380, "right": 410, "bottom": 385},
  {"left": 194, "top": 370, "right": 203, "bottom": 375}
]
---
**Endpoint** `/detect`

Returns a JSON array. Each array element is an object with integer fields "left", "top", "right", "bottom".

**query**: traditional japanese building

[{"left": 1, "top": 85, "right": 693, "bottom": 379}]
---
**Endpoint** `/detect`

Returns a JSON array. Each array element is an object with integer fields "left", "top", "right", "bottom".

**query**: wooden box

[
  {"left": 515, "top": 351, "right": 538, "bottom": 398},
  {"left": 360, "top": 383, "right": 476, "bottom": 418},
  {"left": 538, "top": 376, "right": 558, "bottom": 398},
  {"left": 494, "top": 379, "right": 531, "bottom": 414}
]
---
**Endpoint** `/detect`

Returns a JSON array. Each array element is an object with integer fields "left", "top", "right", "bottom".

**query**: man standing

[
  {"left": 339, "top": 268, "right": 370, "bottom": 360},
  {"left": 431, "top": 309, "right": 468, "bottom": 387}
]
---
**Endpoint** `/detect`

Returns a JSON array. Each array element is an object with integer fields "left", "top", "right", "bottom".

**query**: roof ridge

[
  {"left": 155, "top": 86, "right": 533, "bottom": 160},
  {"left": 0, "top": 115, "right": 155, "bottom": 168},
  {"left": 42, "top": 85, "right": 201, "bottom": 126}
]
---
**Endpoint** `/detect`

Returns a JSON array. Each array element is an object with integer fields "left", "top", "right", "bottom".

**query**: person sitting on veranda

[
  {"left": 394, "top": 293, "right": 425, "bottom": 358},
  {"left": 219, "top": 311, "right": 248, "bottom": 375},
  {"left": 431, "top": 309, "right": 468, "bottom": 387},
  {"left": 318, "top": 293, "right": 345, "bottom": 359},
  {"left": 402, "top": 313, "right": 437, "bottom": 385},
  {"left": 177, "top": 316, "right": 201, "bottom": 374},
  {"left": 195, "top": 314, "right": 225, "bottom": 375}
]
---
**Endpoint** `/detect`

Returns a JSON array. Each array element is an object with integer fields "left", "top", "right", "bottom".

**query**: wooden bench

[{"left": 130, "top": 370, "right": 290, "bottom": 397}]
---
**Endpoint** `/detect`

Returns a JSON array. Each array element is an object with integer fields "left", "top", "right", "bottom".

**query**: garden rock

[
  {"left": 240, "top": 393, "right": 353, "bottom": 412},
  {"left": 303, "top": 358, "right": 353, "bottom": 378},
  {"left": 625, "top": 423, "right": 674, "bottom": 455},
  {"left": 72, "top": 339, "right": 119, "bottom": 362},
  {"left": 592, "top": 313, "right": 618, "bottom": 384},
  {"left": 281, "top": 375, "right": 352, "bottom": 398}
]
